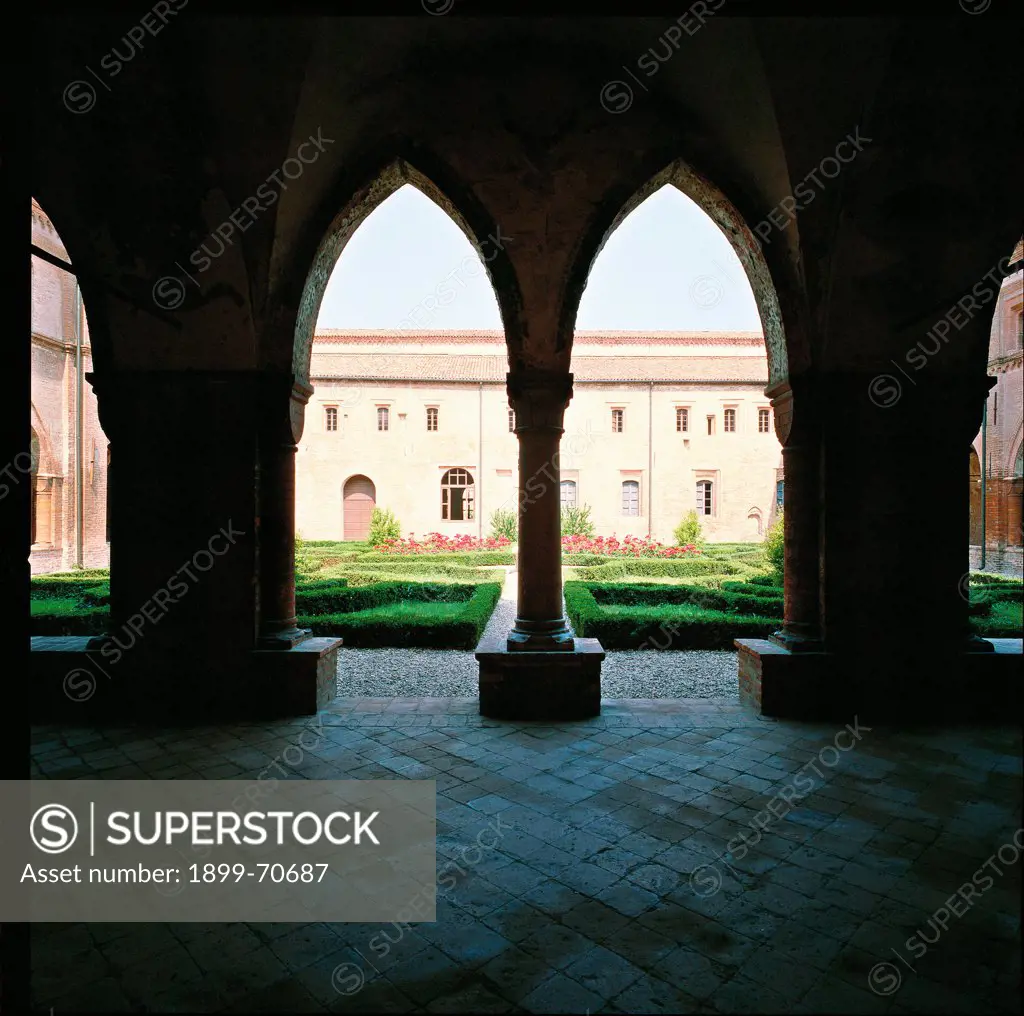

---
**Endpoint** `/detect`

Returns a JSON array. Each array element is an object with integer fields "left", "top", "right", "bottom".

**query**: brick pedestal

[
  {"left": 30, "top": 636, "right": 342, "bottom": 722},
  {"left": 476, "top": 633, "right": 604, "bottom": 720},
  {"left": 736, "top": 636, "right": 1022, "bottom": 723}
]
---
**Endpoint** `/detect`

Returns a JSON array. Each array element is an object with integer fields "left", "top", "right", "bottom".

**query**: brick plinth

[
  {"left": 30, "top": 637, "right": 342, "bottom": 722},
  {"left": 476, "top": 635, "right": 604, "bottom": 720},
  {"left": 735, "top": 637, "right": 1022, "bottom": 723}
]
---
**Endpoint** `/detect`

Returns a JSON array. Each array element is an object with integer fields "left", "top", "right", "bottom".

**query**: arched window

[
  {"left": 560, "top": 480, "right": 577, "bottom": 508},
  {"left": 441, "top": 468, "right": 475, "bottom": 521},
  {"left": 748, "top": 508, "right": 763, "bottom": 537},
  {"left": 621, "top": 479, "right": 640, "bottom": 516}
]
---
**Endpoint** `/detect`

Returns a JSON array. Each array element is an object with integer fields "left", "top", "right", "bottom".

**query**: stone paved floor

[{"left": 30, "top": 700, "right": 1022, "bottom": 1014}]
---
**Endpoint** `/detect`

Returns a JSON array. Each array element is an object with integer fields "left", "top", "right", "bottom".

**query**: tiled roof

[
  {"left": 311, "top": 353, "right": 767, "bottom": 384},
  {"left": 1011, "top": 238, "right": 1023, "bottom": 266},
  {"left": 313, "top": 329, "right": 765, "bottom": 346}
]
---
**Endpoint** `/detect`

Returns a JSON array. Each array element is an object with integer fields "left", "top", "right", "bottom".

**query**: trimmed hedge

[
  {"left": 721, "top": 580, "right": 783, "bottom": 598},
  {"left": 974, "top": 600, "right": 1023, "bottom": 637},
  {"left": 587, "top": 581, "right": 783, "bottom": 616},
  {"left": 565, "top": 582, "right": 778, "bottom": 649},
  {"left": 295, "top": 579, "right": 474, "bottom": 615},
  {"left": 30, "top": 598, "right": 109, "bottom": 636},
  {"left": 570, "top": 558, "right": 740, "bottom": 581},
  {"left": 298, "top": 582, "right": 502, "bottom": 648}
]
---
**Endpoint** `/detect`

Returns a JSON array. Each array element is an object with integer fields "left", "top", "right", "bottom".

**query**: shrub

[
  {"left": 561, "top": 503, "right": 595, "bottom": 538},
  {"left": 368, "top": 507, "right": 402, "bottom": 546},
  {"left": 674, "top": 509, "right": 706, "bottom": 550},
  {"left": 764, "top": 509, "right": 784, "bottom": 574},
  {"left": 490, "top": 508, "right": 518, "bottom": 543}
]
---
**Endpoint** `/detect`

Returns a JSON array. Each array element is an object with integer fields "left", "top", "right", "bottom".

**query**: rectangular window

[
  {"left": 560, "top": 480, "right": 578, "bottom": 508},
  {"left": 324, "top": 406, "right": 338, "bottom": 432},
  {"left": 776, "top": 480, "right": 784, "bottom": 510},
  {"left": 426, "top": 406, "right": 438, "bottom": 431},
  {"left": 377, "top": 407, "right": 389, "bottom": 432},
  {"left": 707, "top": 415, "right": 715, "bottom": 436},
  {"left": 611, "top": 408, "right": 624, "bottom": 433},
  {"left": 508, "top": 408, "right": 515, "bottom": 432},
  {"left": 724, "top": 408, "right": 736, "bottom": 433},
  {"left": 621, "top": 479, "right": 640, "bottom": 516},
  {"left": 676, "top": 407, "right": 688, "bottom": 433},
  {"left": 696, "top": 480, "right": 713, "bottom": 516},
  {"left": 758, "top": 408, "right": 771, "bottom": 433}
]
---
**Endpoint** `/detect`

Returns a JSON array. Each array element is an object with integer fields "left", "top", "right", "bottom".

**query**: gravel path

[{"left": 335, "top": 568, "right": 739, "bottom": 701}]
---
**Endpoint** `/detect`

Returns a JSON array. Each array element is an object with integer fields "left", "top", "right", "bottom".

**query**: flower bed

[
  {"left": 373, "top": 533, "right": 513, "bottom": 554},
  {"left": 560, "top": 535, "right": 700, "bottom": 558}
]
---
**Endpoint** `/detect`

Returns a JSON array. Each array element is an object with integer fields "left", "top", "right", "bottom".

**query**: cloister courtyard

[{"left": 11, "top": 10, "right": 1024, "bottom": 1016}]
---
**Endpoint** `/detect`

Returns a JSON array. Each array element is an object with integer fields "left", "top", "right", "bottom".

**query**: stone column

[
  {"left": 766, "top": 377, "right": 822, "bottom": 651},
  {"left": 257, "top": 375, "right": 313, "bottom": 649},
  {"left": 506, "top": 370, "right": 575, "bottom": 651}
]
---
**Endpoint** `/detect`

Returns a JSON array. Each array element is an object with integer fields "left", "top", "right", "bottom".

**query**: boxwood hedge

[{"left": 297, "top": 582, "right": 502, "bottom": 648}]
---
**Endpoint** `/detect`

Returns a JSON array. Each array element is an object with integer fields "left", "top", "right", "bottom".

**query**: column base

[
  {"left": 30, "top": 636, "right": 341, "bottom": 722},
  {"left": 735, "top": 637, "right": 1021, "bottom": 722},
  {"left": 256, "top": 626, "right": 314, "bottom": 650},
  {"left": 506, "top": 617, "right": 576, "bottom": 652},
  {"left": 477, "top": 633, "right": 604, "bottom": 720},
  {"left": 768, "top": 628, "right": 824, "bottom": 653}
]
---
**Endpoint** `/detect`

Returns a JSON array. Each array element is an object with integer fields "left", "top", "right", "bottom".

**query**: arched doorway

[{"left": 343, "top": 475, "right": 376, "bottom": 541}]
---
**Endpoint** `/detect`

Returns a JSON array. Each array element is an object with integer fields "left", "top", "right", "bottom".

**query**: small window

[
  {"left": 324, "top": 406, "right": 338, "bottom": 432},
  {"left": 377, "top": 407, "right": 390, "bottom": 432},
  {"left": 676, "top": 407, "right": 688, "bottom": 433},
  {"left": 611, "top": 408, "right": 624, "bottom": 433},
  {"left": 426, "top": 406, "right": 438, "bottom": 431},
  {"left": 776, "top": 480, "right": 784, "bottom": 510},
  {"left": 560, "top": 480, "right": 578, "bottom": 508},
  {"left": 696, "top": 480, "right": 713, "bottom": 516},
  {"left": 724, "top": 408, "right": 736, "bottom": 433},
  {"left": 707, "top": 415, "right": 715, "bottom": 436},
  {"left": 441, "top": 468, "right": 475, "bottom": 521},
  {"left": 758, "top": 408, "right": 771, "bottom": 433},
  {"left": 508, "top": 408, "right": 515, "bottom": 432},
  {"left": 621, "top": 479, "right": 640, "bottom": 516}
]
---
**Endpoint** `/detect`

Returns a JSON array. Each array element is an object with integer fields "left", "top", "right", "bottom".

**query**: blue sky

[{"left": 316, "top": 183, "right": 762, "bottom": 332}]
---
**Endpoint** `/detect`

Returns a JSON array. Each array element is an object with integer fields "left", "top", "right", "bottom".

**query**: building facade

[
  {"left": 970, "top": 243, "right": 1023, "bottom": 576},
  {"left": 30, "top": 200, "right": 109, "bottom": 574},
  {"left": 297, "top": 331, "right": 784, "bottom": 544}
]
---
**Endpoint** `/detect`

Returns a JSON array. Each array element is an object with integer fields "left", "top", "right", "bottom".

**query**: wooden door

[{"left": 343, "top": 475, "right": 376, "bottom": 541}]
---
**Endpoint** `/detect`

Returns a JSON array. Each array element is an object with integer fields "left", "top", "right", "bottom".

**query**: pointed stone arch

[
  {"left": 560, "top": 159, "right": 792, "bottom": 384},
  {"left": 288, "top": 149, "right": 523, "bottom": 385}
]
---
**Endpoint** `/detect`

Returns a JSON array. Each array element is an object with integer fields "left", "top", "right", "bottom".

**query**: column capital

[
  {"left": 506, "top": 371, "right": 573, "bottom": 432},
  {"left": 257, "top": 372, "right": 314, "bottom": 446}
]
